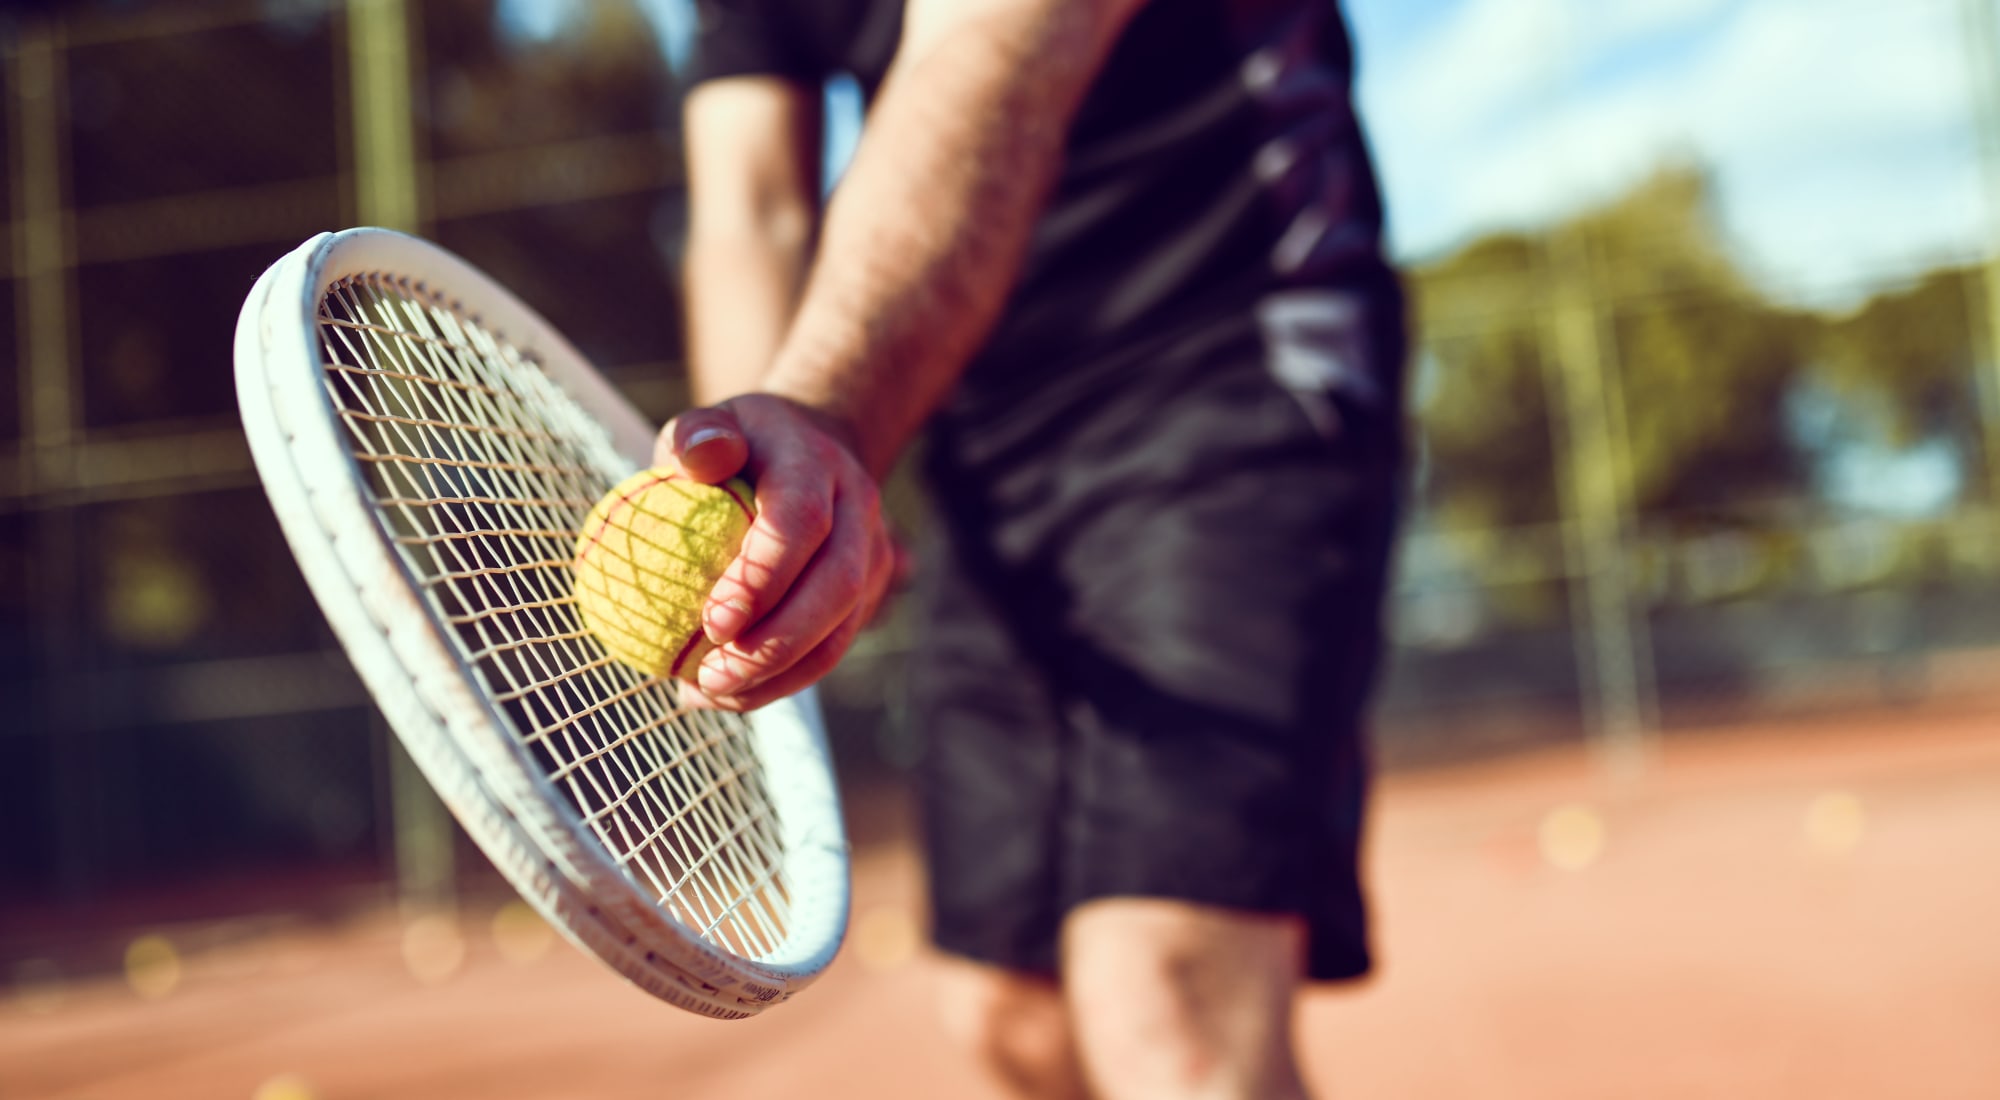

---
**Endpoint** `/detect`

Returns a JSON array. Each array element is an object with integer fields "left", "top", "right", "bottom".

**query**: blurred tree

[
  {"left": 1611, "top": 299, "right": 1811, "bottom": 524},
  {"left": 1411, "top": 161, "right": 1994, "bottom": 629},
  {"left": 1818, "top": 266, "right": 1982, "bottom": 452},
  {"left": 1570, "top": 167, "right": 1813, "bottom": 523},
  {"left": 1412, "top": 233, "right": 1559, "bottom": 533},
  {"left": 1415, "top": 166, "right": 1817, "bottom": 541}
]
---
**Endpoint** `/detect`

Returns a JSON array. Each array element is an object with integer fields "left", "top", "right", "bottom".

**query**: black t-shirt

[{"left": 687, "top": 0, "right": 1395, "bottom": 403}]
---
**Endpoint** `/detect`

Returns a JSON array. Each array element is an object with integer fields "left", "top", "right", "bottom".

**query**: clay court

[{"left": 6, "top": 704, "right": 1997, "bottom": 1100}]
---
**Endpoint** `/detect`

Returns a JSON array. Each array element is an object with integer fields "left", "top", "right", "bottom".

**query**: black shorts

[{"left": 909, "top": 291, "right": 1405, "bottom": 982}]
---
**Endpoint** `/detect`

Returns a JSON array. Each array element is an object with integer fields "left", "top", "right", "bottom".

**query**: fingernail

[
  {"left": 698, "top": 652, "right": 743, "bottom": 697},
  {"left": 684, "top": 427, "right": 732, "bottom": 452},
  {"left": 704, "top": 599, "right": 751, "bottom": 645}
]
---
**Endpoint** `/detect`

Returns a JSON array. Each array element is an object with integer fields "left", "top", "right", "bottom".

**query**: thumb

[{"left": 656, "top": 405, "right": 749, "bottom": 484}]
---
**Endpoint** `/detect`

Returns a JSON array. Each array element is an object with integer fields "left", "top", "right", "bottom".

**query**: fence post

[
  {"left": 1544, "top": 226, "right": 1657, "bottom": 780},
  {"left": 8, "top": 22, "right": 96, "bottom": 897},
  {"left": 346, "top": 0, "right": 454, "bottom": 914},
  {"left": 1964, "top": 0, "right": 2000, "bottom": 523}
]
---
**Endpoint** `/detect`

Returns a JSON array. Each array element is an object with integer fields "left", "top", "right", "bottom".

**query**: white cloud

[
  {"left": 1357, "top": 0, "right": 1990, "bottom": 306},
  {"left": 1594, "top": 0, "right": 1737, "bottom": 44},
  {"left": 1380, "top": 0, "right": 1567, "bottom": 148}
]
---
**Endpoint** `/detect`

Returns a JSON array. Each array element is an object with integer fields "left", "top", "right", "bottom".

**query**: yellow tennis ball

[{"left": 572, "top": 468, "right": 755, "bottom": 680}]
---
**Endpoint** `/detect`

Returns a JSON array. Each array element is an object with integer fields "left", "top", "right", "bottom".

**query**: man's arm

[
  {"left": 757, "top": 0, "right": 1144, "bottom": 475},
  {"left": 681, "top": 77, "right": 822, "bottom": 404},
  {"left": 663, "top": 0, "right": 1149, "bottom": 709}
]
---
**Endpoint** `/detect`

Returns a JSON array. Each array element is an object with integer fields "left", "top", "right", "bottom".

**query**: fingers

[
  {"left": 649, "top": 392, "right": 896, "bottom": 709},
  {"left": 655, "top": 406, "right": 749, "bottom": 483},
  {"left": 684, "top": 552, "right": 888, "bottom": 716},
  {"left": 700, "top": 449, "right": 839, "bottom": 647},
  {"left": 697, "top": 474, "right": 885, "bottom": 696}
]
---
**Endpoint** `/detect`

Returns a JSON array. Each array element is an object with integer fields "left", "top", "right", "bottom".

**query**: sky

[
  {"left": 499, "top": 0, "right": 1997, "bottom": 311},
  {"left": 1344, "top": 0, "right": 1995, "bottom": 308}
]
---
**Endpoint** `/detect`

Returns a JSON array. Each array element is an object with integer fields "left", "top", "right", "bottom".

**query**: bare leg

[
  {"left": 1061, "top": 899, "right": 1312, "bottom": 1100},
  {"left": 932, "top": 955, "right": 1091, "bottom": 1100}
]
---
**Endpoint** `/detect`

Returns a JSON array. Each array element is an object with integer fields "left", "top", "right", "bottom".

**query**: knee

[
  {"left": 1069, "top": 945, "right": 1222, "bottom": 1087},
  {"left": 1062, "top": 901, "right": 1309, "bottom": 1100},
  {"left": 934, "top": 964, "right": 1076, "bottom": 1092}
]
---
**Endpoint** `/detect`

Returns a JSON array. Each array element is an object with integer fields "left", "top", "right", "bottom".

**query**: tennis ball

[{"left": 572, "top": 468, "right": 755, "bottom": 681}]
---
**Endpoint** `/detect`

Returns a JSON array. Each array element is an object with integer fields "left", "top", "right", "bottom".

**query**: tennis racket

[{"left": 233, "top": 228, "right": 848, "bottom": 1019}]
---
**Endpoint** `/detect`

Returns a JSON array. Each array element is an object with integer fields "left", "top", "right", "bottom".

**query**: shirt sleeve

[{"left": 685, "top": 0, "right": 828, "bottom": 87}]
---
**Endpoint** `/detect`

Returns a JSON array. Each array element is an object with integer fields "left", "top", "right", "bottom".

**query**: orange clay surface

[{"left": 5, "top": 705, "right": 1999, "bottom": 1100}]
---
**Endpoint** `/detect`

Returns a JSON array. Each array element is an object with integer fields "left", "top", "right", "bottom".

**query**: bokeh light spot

[
  {"left": 124, "top": 935, "right": 182, "bottom": 1001},
  {"left": 102, "top": 549, "right": 210, "bottom": 649},
  {"left": 1804, "top": 790, "right": 1866, "bottom": 856},
  {"left": 491, "top": 900, "right": 554, "bottom": 965},
  {"left": 1539, "top": 804, "right": 1607, "bottom": 871},
  {"left": 253, "top": 1072, "right": 318, "bottom": 1100},
  {"left": 401, "top": 913, "right": 466, "bottom": 985}
]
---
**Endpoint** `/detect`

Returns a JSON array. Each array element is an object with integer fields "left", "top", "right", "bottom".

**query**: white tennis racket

[{"left": 234, "top": 228, "right": 848, "bottom": 1019}]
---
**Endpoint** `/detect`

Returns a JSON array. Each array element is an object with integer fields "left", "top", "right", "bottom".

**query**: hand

[{"left": 653, "top": 394, "right": 898, "bottom": 711}]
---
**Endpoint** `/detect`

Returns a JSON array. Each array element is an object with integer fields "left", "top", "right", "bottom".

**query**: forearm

[
  {"left": 678, "top": 77, "right": 823, "bottom": 408},
  {"left": 759, "top": 4, "right": 1128, "bottom": 479},
  {"left": 683, "top": 226, "right": 812, "bottom": 405}
]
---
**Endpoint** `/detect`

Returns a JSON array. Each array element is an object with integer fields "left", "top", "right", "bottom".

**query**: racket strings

[
  {"left": 330, "top": 287, "right": 793, "bottom": 959},
  {"left": 316, "top": 275, "right": 793, "bottom": 959}
]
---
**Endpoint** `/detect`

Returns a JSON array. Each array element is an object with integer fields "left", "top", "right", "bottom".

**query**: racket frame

[{"left": 234, "top": 229, "right": 848, "bottom": 1018}]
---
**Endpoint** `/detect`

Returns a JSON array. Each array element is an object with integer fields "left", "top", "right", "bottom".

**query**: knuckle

[
  {"left": 804, "top": 429, "right": 844, "bottom": 465},
  {"left": 830, "top": 552, "right": 869, "bottom": 596},
  {"left": 777, "top": 493, "right": 835, "bottom": 542}
]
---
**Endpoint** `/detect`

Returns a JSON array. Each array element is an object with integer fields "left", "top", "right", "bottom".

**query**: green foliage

[
  {"left": 1613, "top": 293, "right": 1809, "bottom": 519},
  {"left": 1418, "top": 324, "right": 1557, "bottom": 531},
  {"left": 1819, "top": 267, "right": 1982, "bottom": 449},
  {"left": 1408, "top": 164, "right": 1992, "bottom": 618},
  {"left": 1412, "top": 234, "right": 1557, "bottom": 531},
  {"left": 1410, "top": 165, "right": 1974, "bottom": 530}
]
